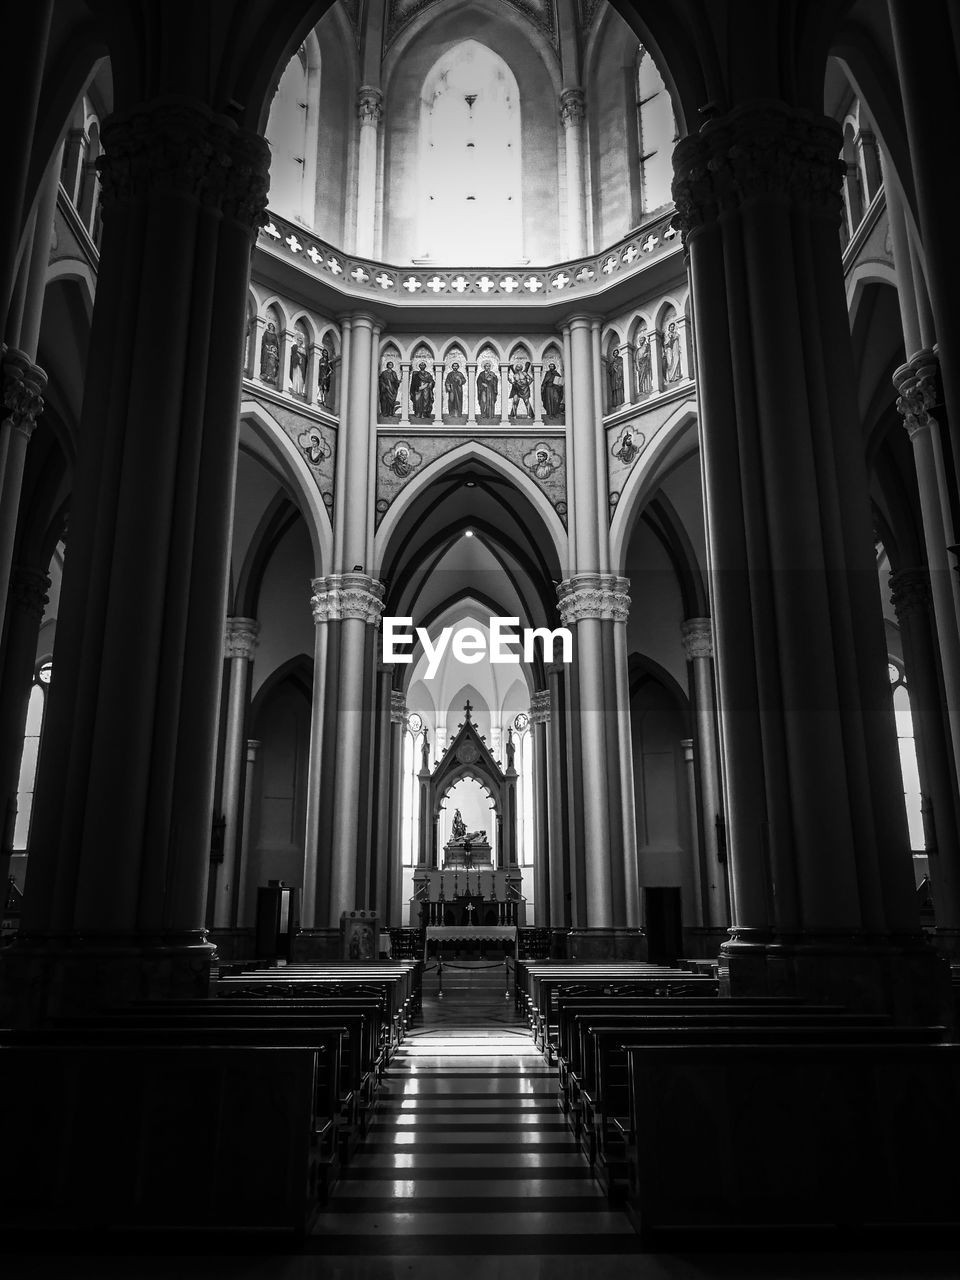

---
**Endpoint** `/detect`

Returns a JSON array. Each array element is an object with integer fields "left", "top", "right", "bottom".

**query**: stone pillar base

[
  {"left": 206, "top": 926, "right": 256, "bottom": 966},
  {"left": 0, "top": 932, "right": 216, "bottom": 1027},
  {"left": 719, "top": 933, "right": 953, "bottom": 1027},
  {"left": 566, "top": 927, "right": 647, "bottom": 961},
  {"left": 681, "top": 925, "right": 731, "bottom": 960}
]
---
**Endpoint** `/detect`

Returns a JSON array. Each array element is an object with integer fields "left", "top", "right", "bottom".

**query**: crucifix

[
  {"left": 463, "top": 699, "right": 473, "bottom": 721},
  {"left": 465, "top": 901, "right": 475, "bottom": 924}
]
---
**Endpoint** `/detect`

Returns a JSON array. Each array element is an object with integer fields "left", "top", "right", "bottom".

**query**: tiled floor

[
  {"left": 7, "top": 963, "right": 960, "bottom": 1278},
  {"left": 310, "top": 960, "right": 643, "bottom": 1255}
]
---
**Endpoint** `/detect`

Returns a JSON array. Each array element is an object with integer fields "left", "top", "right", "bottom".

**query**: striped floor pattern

[{"left": 309, "top": 960, "right": 645, "bottom": 1263}]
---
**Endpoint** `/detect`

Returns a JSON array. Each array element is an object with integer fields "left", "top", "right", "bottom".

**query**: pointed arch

[
  {"left": 238, "top": 398, "right": 333, "bottom": 574},
  {"left": 610, "top": 402, "right": 700, "bottom": 571},
  {"left": 373, "top": 438, "right": 567, "bottom": 570}
]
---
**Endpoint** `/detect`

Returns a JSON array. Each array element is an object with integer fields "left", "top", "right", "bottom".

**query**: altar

[{"left": 423, "top": 925, "right": 518, "bottom": 961}]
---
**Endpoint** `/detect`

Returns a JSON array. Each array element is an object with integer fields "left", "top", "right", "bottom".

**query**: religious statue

[
  {"left": 410, "top": 361, "right": 435, "bottom": 418},
  {"left": 449, "top": 807, "right": 485, "bottom": 847},
  {"left": 289, "top": 334, "right": 307, "bottom": 397},
  {"left": 378, "top": 361, "right": 400, "bottom": 416},
  {"left": 445, "top": 362, "right": 465, "bottom": 416},
  {"left": 635, "top": 332, "right": 653, "bottom": 395},
  {"left": 505, "top": 728, "right": 515, "bottom": 770},
  {"left": 509, "top": 360, "right": 534, "bottom": 418},
  {"left": 477, "top": 360, "right": 499, "bottom": 418},
  {"left": 260, "top": 321, "right": 280, "bottom": 384},
  {"left": 607, "top": 348, "right": 625, "bottom": 407},
  {"left": 662, "top": 321, "right": 682, "bottom": 383},
  {"left": 541, "top": 362, "right": 564, "bottom": 417},
  {"left": 317, "top": 348, "right": 332, "bottom": 406}
]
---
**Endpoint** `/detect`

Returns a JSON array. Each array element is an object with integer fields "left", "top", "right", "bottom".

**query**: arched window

[
  {"left": 266, "top": 38, "right": 321, "bottom": 225},
  {"left": 418, "top": 41, "right": 523, "bottom": 262},
  {"left": 888, "top": 661, "right": 924, "bottom": 851},
  {"left": 635, "top": 46, "right": 674, "bottom": 215},
  {"left": 13, "top": 662, "right": 52, "bottom": 850}
]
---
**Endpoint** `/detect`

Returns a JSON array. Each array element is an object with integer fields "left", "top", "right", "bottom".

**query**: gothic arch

[
  {"left": 238, "top": 398, "right": 333, "bottom": 573},
  {"left": 44, "top": 260, "right": 96, "bottom": 319},
  {"left": 610, "top": 402, "right": 699, "bottom": 571},
  {"left": 374, "top": 439, "right": 567, "bottom": 570}
]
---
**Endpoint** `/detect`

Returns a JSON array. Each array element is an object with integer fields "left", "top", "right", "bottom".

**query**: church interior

[{"left": 2, "top": 0, "right": 960, "bottom": 1272}]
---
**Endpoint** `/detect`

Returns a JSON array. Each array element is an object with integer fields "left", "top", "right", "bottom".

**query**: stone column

[
  {"left": 530, "top": 690, "right": 551, "bottom": 925},
  {"left": 612, "top": 610, "right": 641, "bottom": 927},
  {"left": 672, "top": 101, "right": 944, "bottom": 1017},
  {"left": 355, "top": 87, "right": 383, "bottom": 259},
  {"left": 0, "top": 0, "right": 52, "bottom": 334},
  {"left": 371, "top": 665, "right": 393, "bottom": 920},
  {"left": 680, "top": 617, "right": 728, "bottom": 932},
  {"left": 212, "top": 617, "right": 259, "bottom": 929},
  {"left": 14, "top": 142, "right": 62, "bottom": 360},
  {"left": 560, "top": 89, "right": 587, "bottom": 258},
  {"left": 389, "top": 691, "right": 406, "bottom": 925},
  {"left": 7, "top": 99, "right": 270, "bottom": 1018},
  {"left": 888, "top": 0, "right": 960, "bottom": 489},
  {"left": 237, "top": 738, "right": 260, "bottom": 925},
  {"left": 302, "top": 580, "right": 333, "bottom": 929},
  {"left": 325, "top": 572, "right": 385, "bottom": 924},
  {"left": 681, "top": 739, "right": 705, "bottom": 930},
  {"left": 546, "top": 663, "right": 567, "bottom": 927},
  {"left": 557, "top": 574, "right": 631, "bottom": 929},
  {"left": 466, "top": 362, "right": 477, "bottom": 421},
  {"left": 889, "top": 568, "right": 960, "bottom": 955},
  {"left": 893, "top": 353, "right": 960, "bottom": 797},
  {"left": 0, "top": 352, "right": 45, "bottom": 647}
]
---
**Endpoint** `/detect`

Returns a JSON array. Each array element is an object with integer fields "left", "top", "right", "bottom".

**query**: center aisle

[{"left": 310, "top": 960, "right": 644, "bottom": 1264}]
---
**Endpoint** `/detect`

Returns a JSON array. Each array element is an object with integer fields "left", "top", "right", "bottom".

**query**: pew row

[
  {"left": 622, "top": 1043, "right": 960, "bottom": 1239},
  {"left": 0, "top": 1044, "right": 328, "bottom": 1235}
]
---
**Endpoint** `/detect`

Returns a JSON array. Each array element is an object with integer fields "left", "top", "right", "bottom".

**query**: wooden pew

[
  {"left": 217, "top": 964, "right": 421, "bottom": 1042},
  {"left": 0, "top": 1044, "right": 327, "bottom": 1235},
  {"left": 622, "top": 1043, "right": 960, "bottom": 1239},
  {"left": 555, "top": 996, "right": 811, "bottom": 1103},
  {"left": 527, "top": 969, "right": 719, "bottom": 1058},
  {"left": 53, "top": 1009, "right": 376, "bottom": 1149},
  {"left": 581, "top": 1017, "right": 944, "bottom": 1192}
]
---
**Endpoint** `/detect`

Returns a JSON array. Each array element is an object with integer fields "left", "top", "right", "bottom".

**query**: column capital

[
  {"left": 557, "top": 573, "right": 631, "bottom": 624},
  {"left": 311, "top": 572, "right": 385, "bottom": 624},
  {"left": 681, "top": 616, "right": 714, "bottom": 660},
  {"left": 98, "top": 98, "right": 270, "bottom": 234},
  {"left": 224, "top": 616, "right": 260, "bottom": 659},
  {"left": 529, "top": 689, "right": 552, "bottom": 724},
  {"left": 2, "top": 348, "right": 47, "bottom": 439},
  {"left": 390, "top": 690, "right": 407, "bottom": 724},
  {"left": 10, "top": 565, "right": 51, "bottom": 620},
  {"left": 889, "top": 567, "right": 932, "bottom": 621},
  {"left": 559, "top": 87, "right": 586, "bottom": 128},
  {"left": 894, "top": 348, "right": 940, "bottom": 440},
  {"left": 357, "top": 85, "right": 384, "bottom": 125},
  {"left": 672, "top": 100, "right": 844, "bottom": 241}
]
